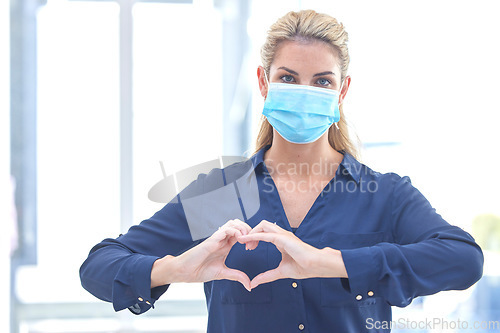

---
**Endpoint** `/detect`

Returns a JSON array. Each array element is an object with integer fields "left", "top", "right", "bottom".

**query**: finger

[
  {"left": 220, "top": 268, "right": 251, "bottom": 292},
  {"left": 236, "top": 236, "right": 259, "bottom": 251},
  {"left": 246, "top": 220, "right": 291, "bottom": 250},
  {"left": 245, "top": 239, "right": 259, "bottom": 251},
  {"left": 249, "top": 220, "right": 283, "bottom": 235},
  {"left": 235, "top": 231, "right": 259, "bottom": 250},
  {"left": 243, "top": 221, "right": 273, "bottom": 250},
  {"left": 250, "top": 268, "right": 283, "bottom": 289},
  {"left": 236, "top": 236, "right": 259, "bottom": 250},
  {"left": 224, "top": 219, "right": 257, "bottom": 250},
  {"left": 222, "top": 220, "right": 253, "bottom": 247},
  {"left": 210, "top": 226, "right": 242, "bottom": 248},
  {"left": 239, "top": 232, "right": 279, "bottom": 246},
  {"left": 240, "top": 234, "right": 259, "bottom": 250},
  {"left": 222, "top": 227, "right": 243, "bottom": 245},
  {"left": 227, "top": 219, "right": 252, "bottom": 236}
]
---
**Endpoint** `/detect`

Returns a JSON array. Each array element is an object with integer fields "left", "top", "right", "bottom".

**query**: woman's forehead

[{"left": 271, "top": 40, "right": 341, "bottom": 74}]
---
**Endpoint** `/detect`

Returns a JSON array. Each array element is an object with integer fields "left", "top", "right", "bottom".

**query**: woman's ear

[
  {"left": 339, "top": 75, "right": 351, "bottom": 106},
  {"left": 257, "top": 66, "right": 268, "bottom": 98}
]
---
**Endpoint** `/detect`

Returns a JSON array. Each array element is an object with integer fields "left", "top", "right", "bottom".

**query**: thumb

[
  {"left": 250, "top": 268, "right": 283, "bottom": 289},
  {"left": 220, "top": 267, "right": 251, "bottom": 292}
]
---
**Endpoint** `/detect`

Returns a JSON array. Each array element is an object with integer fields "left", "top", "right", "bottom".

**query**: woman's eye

[
  {"left": 316, "top": 78, "right": 331, "bottom": 86},
  {"left": 280, "top": 75, "right": 295, "bottom": 83}
]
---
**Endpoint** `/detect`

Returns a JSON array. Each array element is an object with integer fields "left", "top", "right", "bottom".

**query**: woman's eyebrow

[
  {"left": 277, "top": 66, "right": 299, "bottom": 75},
  {"left": 313, "top": 71, "right": 335, "bottom": 77}
]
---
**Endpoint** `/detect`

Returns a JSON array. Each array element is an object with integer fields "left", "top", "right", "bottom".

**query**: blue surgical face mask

[{"left": 262, "top": 80, "right": 341, "bottom": 144}]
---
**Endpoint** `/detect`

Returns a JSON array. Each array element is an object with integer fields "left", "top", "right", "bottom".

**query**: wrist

[
  {"left": 315, "top": 247, "right": 348, "bottom": 278},
  {"left": 151, "top": 255, "right": 180, "bottom": 288}
]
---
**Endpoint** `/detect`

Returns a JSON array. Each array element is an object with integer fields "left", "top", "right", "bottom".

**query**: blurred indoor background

[{"left": 2, "top": 0, "right": 500, "bottom": 332}]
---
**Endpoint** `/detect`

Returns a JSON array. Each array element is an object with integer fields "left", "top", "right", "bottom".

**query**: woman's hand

[
  {"left": 151, "top": 219, "right": 255, "bottom": 291},
  {"left": 238, "top": 220, "right": 348, "bottom": 289}
]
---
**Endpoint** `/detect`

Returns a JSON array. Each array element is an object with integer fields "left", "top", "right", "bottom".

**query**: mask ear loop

[
  {"left": 334, "top": 79, "right": 345, "bottom": 131},
  {"left": 263, "top": 69, "right": 270, "bottom": 87},
  {"left": 262, "top": 69, "right": 271, "bottom": 100}
]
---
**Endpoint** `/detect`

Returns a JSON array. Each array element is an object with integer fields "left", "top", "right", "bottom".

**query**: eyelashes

[
  {"left": 280, "top": 74, "right": 295, "bottom": 83},
  {"left": 279, "top": 74, "right": 333, "bottom": 87}
]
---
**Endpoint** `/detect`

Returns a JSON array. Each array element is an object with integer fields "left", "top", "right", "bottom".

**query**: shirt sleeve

[
  {"left": 340, "top": 175, "right": 484, "bottom": 307},
  {"left": 79, "top": 197, "right": 198, "bottom": 314}
]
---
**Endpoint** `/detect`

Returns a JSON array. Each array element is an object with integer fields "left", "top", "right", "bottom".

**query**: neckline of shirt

[{"left": 250, "top": 144, "right": 361, "bottom": 184}]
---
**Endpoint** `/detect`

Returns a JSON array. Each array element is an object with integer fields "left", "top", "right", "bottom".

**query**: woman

[{"left": 80, "top": 9, "right": 483, "bottom": 332}]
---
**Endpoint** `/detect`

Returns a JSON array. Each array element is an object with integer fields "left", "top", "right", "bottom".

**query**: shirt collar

[
  {"left": 250, "top": 144, "right": 270, "bottom": 169},
  {"left": 338, "top": 152, "right": 361, "bottom": 184},
  {"left": 250, "top": 145, "right": 361, "bottom": 183}
]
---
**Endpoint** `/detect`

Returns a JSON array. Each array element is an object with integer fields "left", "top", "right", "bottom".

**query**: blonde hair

[{"left": 254, "top": 9, "right": 360, "bottom": 159}]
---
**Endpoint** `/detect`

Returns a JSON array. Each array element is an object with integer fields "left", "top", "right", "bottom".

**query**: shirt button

[
  {"left": 298, "top": 323, "right": 305, "bottom": 330},
  {"left": 291, "top": 282, "right": 298, "bottom": 288},
  {"left": 368, "top": 291, "right": 374, "bottom": 297},
  {"left": 138, "top": 297, "right": 144, "bottom": 302},
  {"left": 145, "top": 301, "right": 151, "bottom": 305},
  {"left": 356, "top": 294, "right": 363, "bottom": 301}
]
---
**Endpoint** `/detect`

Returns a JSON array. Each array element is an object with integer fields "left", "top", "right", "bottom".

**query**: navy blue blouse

[{"left": 80, "top": 145, "right": 483, "bottom": 332}]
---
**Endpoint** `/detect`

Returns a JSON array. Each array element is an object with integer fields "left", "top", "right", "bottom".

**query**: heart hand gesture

[
  {"left": 238, "top": 220, "right": 348, "bottom": 289},
  {"left": 151, "top": 219, "right": 347, "bottom": 291}
]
